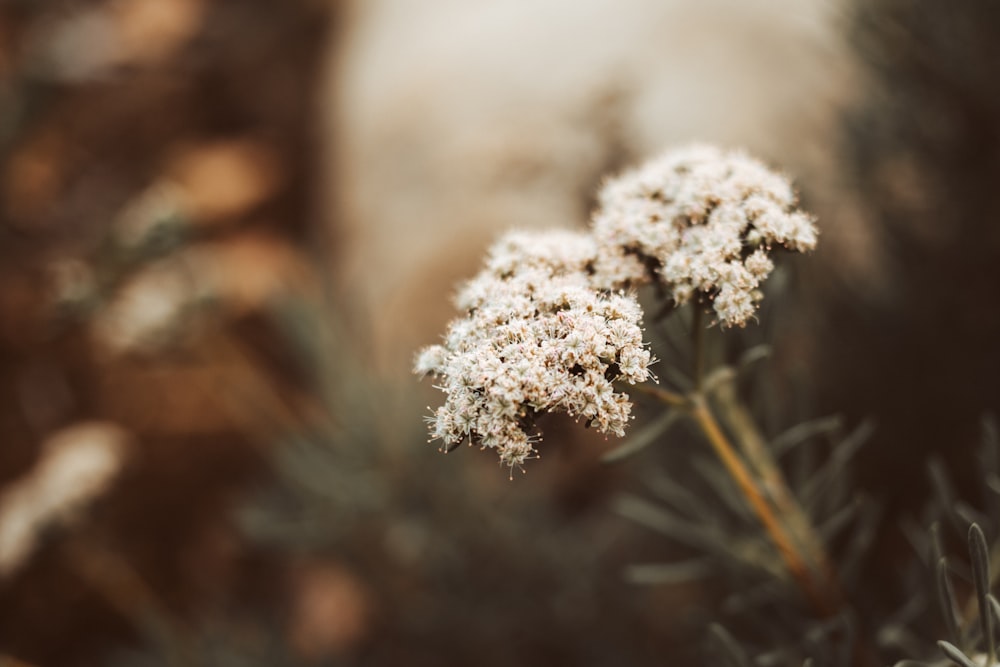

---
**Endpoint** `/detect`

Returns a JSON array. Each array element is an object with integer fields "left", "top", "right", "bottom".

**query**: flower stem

[
  {"left": 687, "top": 393, "right": 839, "bottom": 615},
  {"left": 675, "top": 301, "right": 842, "bottom": 614},
  {"left": 712, "top": 380, "right": 841, "bottom": 601},
  {"left": 631, "top": 382, "right": 689, "bottom": 408}
]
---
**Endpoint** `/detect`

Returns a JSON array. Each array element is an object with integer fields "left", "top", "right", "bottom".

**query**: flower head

[
  {"left": 591, "top": 144, "right": 817, "bottom": 326},
  {"left": 415, "top": 230, "right": 652, "bottom": 473},
  {"left": 416, "top": 145, "right": 818, "bottom": 472}
]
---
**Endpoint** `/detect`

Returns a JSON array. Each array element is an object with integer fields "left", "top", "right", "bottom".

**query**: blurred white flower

[
  {"left": 0, "top": 422, "right": 129, "bottom": 577},
  {"left": 91, "top": 255, "right": 202, "bottom": 355},
  {"left": 91, "top": 235, "right": 308, "bottom": 356}
]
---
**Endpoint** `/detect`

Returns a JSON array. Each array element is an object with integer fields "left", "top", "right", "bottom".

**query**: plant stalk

[
  {"left": 712, "top": 380, "right": 842, "bottom": 599},
  {"left": 687, "top": 393, "right": 840, "bottom": 616}
]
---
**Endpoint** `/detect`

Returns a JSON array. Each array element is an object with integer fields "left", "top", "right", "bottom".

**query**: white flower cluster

[
  {"left": 591, "top": 144, "right": 817, "bottom": 326},
  {"left": 417, "top": 145, "right": 818, "bottom": 470},
  {"left": 415, "top": 230, "right": 652, "bottom": 472}
]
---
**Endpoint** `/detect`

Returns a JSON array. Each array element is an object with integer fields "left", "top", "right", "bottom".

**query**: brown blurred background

[{"left": 1, "top": 0, "right": 1000, "bottom": 665}]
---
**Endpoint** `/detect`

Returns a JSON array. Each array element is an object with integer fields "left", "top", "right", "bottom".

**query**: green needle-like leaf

[{"left": 970, "top": 524, "right": 995, "bottom": 664}]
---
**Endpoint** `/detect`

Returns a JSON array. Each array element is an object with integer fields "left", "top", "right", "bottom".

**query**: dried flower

[
  {"left": 415, "top": 230, "right": 652, "bottom": 473},
  {"left": 91, "top": 255, "right": 201, "bottom": 355},
  {"left": 91, "top": 236, "right": 307, "bottom": 356},
  {"left": 591, "top": 144, "right": 817, "bottom": 326}
]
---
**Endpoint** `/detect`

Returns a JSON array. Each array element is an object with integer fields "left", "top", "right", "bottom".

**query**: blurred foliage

[
  {"left": 818, "top": 0, "right": 1000, "bottom": 517},
  {"left": 0, "top": 1, "right": 333, "bottom": 664}
]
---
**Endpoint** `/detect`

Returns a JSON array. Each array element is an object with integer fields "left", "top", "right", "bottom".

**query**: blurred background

[{"left": 1, "top": 0, "right": 999, "bottom": 665}]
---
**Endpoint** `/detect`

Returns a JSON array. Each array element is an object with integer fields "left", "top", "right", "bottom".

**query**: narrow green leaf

[
  {"left": 984, "top": 414, "right": 999, "bottom": 454},
  {"left": 929, "top": 459, "right": 961, "bottom": 531},
  {"left": 602, "top": 410, "right": 681, "bottom": 463},
  {"left": 722, "top": 579, "right": 784, "bottom": 614},
  {"left": 770, "top": 415, "right": 843, "bottom": 458},
  {"left": 931, "top": 522, "right": 945, "bottom": 569},
  {"left": 662, "top": 366, "right": 694, "bottom": 392},
  {"left": 956, "top": 502, "right": 990, "bottom": 533},
  {"left": 989, "top": 594, "right": 1000, "bottom": 639},
  {"left": 969, "top": 523, "right": 994, "bottom": 664},
  {"left": 624, "top": 559, "right": 713, "bottom": 585},
  {"left": 691, "top": 456, "right": 753, "bottom": 522},
  {"left": 984, "top": 474, "right": 1000, "bottom": 497},
  {"left": 737, "top": 343, "right": 771, "bottom": 371},
  {"left": 708, "top": 623, "right": 752, "bottom": 667},
  {"left": 614, "top": 495, "right": 715, "bottom": 551},
  {"left": 644, "top": 470, "right": 717, "bottom": 523},
  {"left": 701, "top": 365, "right": 736, "bottom": 394},
  {"left": 818, "top": 497, "right": 861, "bottom": 542},
  {"left": 937, "top": 556, "right": 961, "bottom": 646},
  {"left": 938, "top": 640, "right": 977, "bottom": 667},
  {"left": 801, "top": 419, "right": 873, "bottom": 513},
  {"left": 840, "top": 500, "right": 883, "bottom": 585}
]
